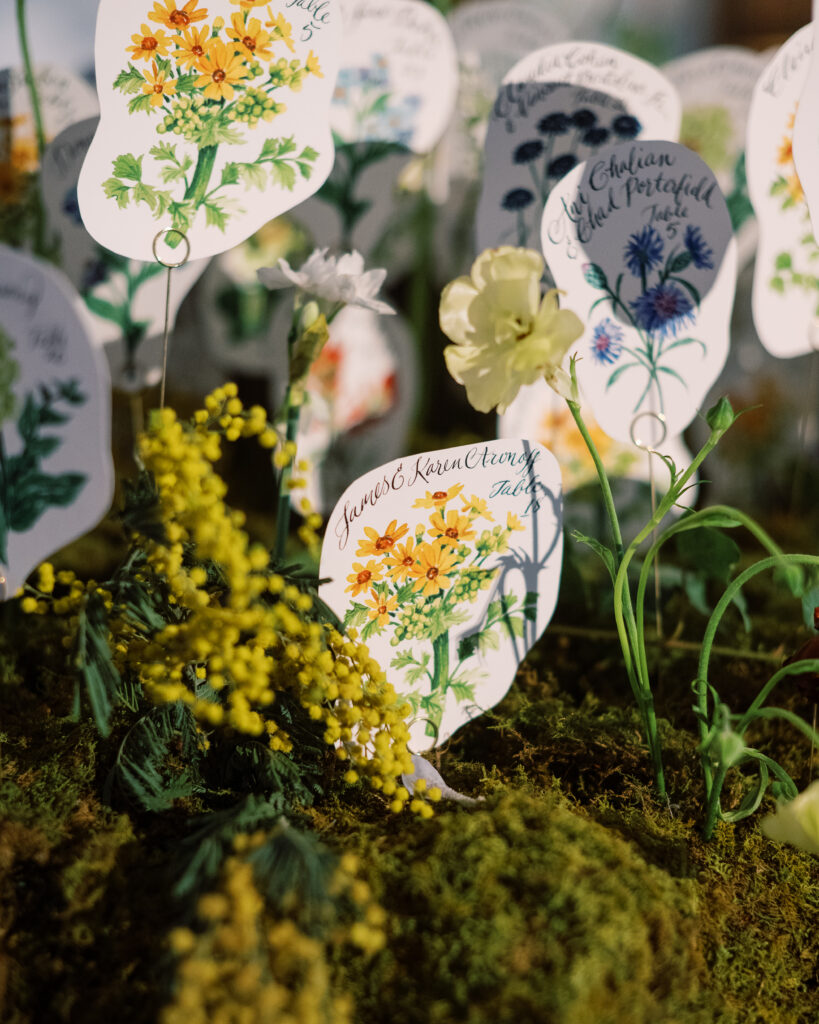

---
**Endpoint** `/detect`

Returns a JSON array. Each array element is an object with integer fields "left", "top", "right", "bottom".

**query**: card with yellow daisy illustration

[
  {"left": 77, "top": 0, "right": 340, "bottom": 261},
  {"left": 319, "top": 439, "right": 563, "bottom": 751},
  {"left": 747, "top": 24, "right": 819, "bottom": 357},
  {"left": 0, "top": 245, "right": 114, "bottom": 597}
]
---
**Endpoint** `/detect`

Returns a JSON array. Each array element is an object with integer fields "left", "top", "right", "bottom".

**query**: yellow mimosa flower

[
  {"left": 265, "top": 8, "right": 295, "bottom": 52},
  {"left": 356, "top": 520, "right": 409, "bottom": 559},
  {"left": 195, "top": 39, "right": 249, "bottom": 101},
  {"left": 128, "top": 23, "right": 173, "bottom": 62},
  {"left": 409, "top": 543, "right": 459, "bottom": 598},
  {"left": 440, "top": 247, "right": 584, "bottom": 413},
  {"left": 149, "top": 0, "right": 208, "bottom": 30},
  {"left": 365, "top": 590, "right": 398, "bottom": 628},
  {"left": 173, "top": 25, "right": 210, "bottom": 68},
  {"left": 226, "top": 13, "right": 274, "bottom": 61},
  {"left": 142, "top": 60, "right": 177, "bottom": 106},
  {"left": 412, "top": 483, "right": 464, "bottom": 509},
  {"left": 428, "top": 509, "right": 476, "bottom": 547}
]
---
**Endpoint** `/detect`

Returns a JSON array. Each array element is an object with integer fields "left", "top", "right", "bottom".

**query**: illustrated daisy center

[
  {"left": 153, "top": 82, "right": 165, "bottom": 93},
  {"left": 426, "top": 567, "right": 439, "bottom": 580},
  {"left": 378, "top": 603, "right": 387, "bottom": 615},
  {"left": 169, "top": 10, "right": 190, "bottom": 25},
  {"left": 192, "top": 44, "right": 204, "bottom": 55},
  {"left": 356, "top": 569, "right": 371, "bottom": 585},
  {"left": 432, "top": 491, "right": 447, "bottom": 500},
  {"left": 242, "top": 35, "right": 256, "bottom": 50},
  {"left": 212, "top": 68, "right": 227, "bottom": 83},
  {"left": 142, "top": 36, "right": 158, "bottom": 50},
  {"left": 445, "top": 527, "right": 459, "bottom": 539},
  {"left": 375, "top": 535, "right": 394, "bottom": 550},
  {"left": 401, "top": 555, "right": 413, "bottom": 566}
]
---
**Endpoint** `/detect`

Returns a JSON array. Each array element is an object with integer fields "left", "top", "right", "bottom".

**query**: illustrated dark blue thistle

[
  {"left": 611, "top": 114, "right": 641, "bottom": 139},
  {"left": 502, "top": 188, "right": 535, "bottom": 211},
  {"left": 630, "top": 282, "right": 695, "bottom": 338},
  {"left": 513, "top": 139, "right": 544, "bottom": 164},
  {"left": 684, "top": 224, "right": 715, "bottom": 270},
  {"left": 547, "top": 154, "right": 578, "bottom": 178},
  {"left": 583, "top": 126, "right": 610, "bottom": 147},
  {"left": 624, "top": 226, "right": 664, "bottom": 278},
  {"left": 572, "top": 108, "right": 597, "bottom": 128},
  {"left": 537, "top": 112, "right": 571, "bottom": 135}
]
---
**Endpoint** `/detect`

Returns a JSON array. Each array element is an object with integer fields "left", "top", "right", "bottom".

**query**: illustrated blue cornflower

[
  {"left": 513, "top": 139, "right": 544, "bottom": 164},
  {"left": 612, "top": 114, "right": 641, "bottom": 139},
  {"left": 572, "top": 108, "right": 597, "bottom": 128},
  {"left": 684, "top": 224, "right": 714, "bottom": 269},
  {"left": 630, "top": 282, "right": 695, "bottom": 338},
  {"left": 624, "top": 225, "right": 664, "bottom": 278},
  {"left": 547, "top": 153, "right": 578, "bottom": 178},
  {"left": 590, "top": 319, "right": 624, "bottom": 365},
  {"left": 502, "top": 187, "right": 535, "bottom": 211},
  {"left": 538, "top": 112, "right": 571, "bottom": 135},
  {"left": 582, "top": 126, "right": 610, "bottom": 147}
]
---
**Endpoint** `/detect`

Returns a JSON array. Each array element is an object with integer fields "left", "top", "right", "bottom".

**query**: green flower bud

[{"left": 705, "top": 396, "right": 736, "bottom": 436}]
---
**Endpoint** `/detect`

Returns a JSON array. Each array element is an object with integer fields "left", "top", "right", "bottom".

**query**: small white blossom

[
  {"left": 760, "top": 777, "right": 819, "bottom": 856},
  {"left": 257, "top": 248, "right": 394, "bottom": 315}
]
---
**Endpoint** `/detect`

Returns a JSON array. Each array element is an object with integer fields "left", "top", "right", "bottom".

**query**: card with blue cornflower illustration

[
  {"left": 475, "top": 42, "right": 680, "bottom": 257},
  {"left": 541, "top": 140, "right": 737, "bottom": 445},
  {"left": 0, "top": 245, "right": 114, "bottom": 597},
  {"left": 40, "top": 117, "right": 210, "bottom": 390},
  {"left": 0, "top": 63, "right": 99, "bottom": 157},
  {"left": 77, "top": 0, "right": 341, "bottom": 262},
  {"left": 748, "top": 24, "right": 819, "bottom": 358},
  {"left": 319, "top": 439, "right": 563, "bottom": 752},
  {"left": 664, "top": 46, "right": 765, "bottom": 272}
]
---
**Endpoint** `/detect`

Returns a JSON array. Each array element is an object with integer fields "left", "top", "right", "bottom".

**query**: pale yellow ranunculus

[
  {"left": 760, "top": 778, "right": 819, "bottom": 856},
  {"left": 439, "top": 246, "right": 583, "bottom": 414}
]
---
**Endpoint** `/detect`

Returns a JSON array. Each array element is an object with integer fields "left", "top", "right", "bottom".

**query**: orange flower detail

[
  {"left": 356, "top": 519, "right": 409, "bottom": 558},
  {"left": 345, "top": 560, "right": 384, "bottom": 597},
  {"left": 412, "top": 483, "right": 464, "bottom": 509},
  {"left": 141, "top": 60, "right": 177, "bottom": 106},
  {"left": 149, "top": 0, "right": 208, "bottom": 29},
  {"left": 409, "top": 543, "right": 459, "bottom": 598},
  {"left": 173, "top": 25, "right": 210, "bottom": 67},
  {"left": 128, "top": 23, "right": 173, "bottom": 61},
  {"left": 365, "top": 590, "right": 397, "bottom": 628},
  {"left": 428, "top": 509, "right": 476, "bottom": 547}
]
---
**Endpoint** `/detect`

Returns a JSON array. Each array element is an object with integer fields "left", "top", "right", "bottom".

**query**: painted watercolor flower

[
  {"left": 513, "top": 140, "right": 544, "bottom": 164},
  {"left": 428, "top": 509, "right": 477, "bottom": 547},
  {"left": 258, "top": 249, "right": 394, "bottom": 315},
  {"left": 172, "top": 25, "right": 209, "bottom": 67},
  {"left": 413, "top": 484, "right": 464, "bottom": 509},
  {"left": 226, "top": 14, "right": 274, "bottom": 61},
  {"left": 266, "top": 11, "right": 296, "bottom": 53},
  {"left": 761, "top": 778, "right": 819, "bottom": 856},
  {"left": 194, "top": 40, "right": 249, "bottom": 102},
  {"left": 356, "top": 520, "right": 409, "bottom": 557},
  {"left": 384, "top": 539, "right": 418, "bottom": 582},
  {"left": 547, "top": 154, "right": 577, "bottom": 179},
  {"left": 583, "top": 126, "right": 610, "bottom": 147},
  {"left": 501, "top": 187, "right": 534, "bottom": 212},
  {"left": 345, "top": 559, "right": 385, "bottom": 596},
  {"left": 590, "top": 319, "right": 624, "bottom": 365},
  {"left": 537, "top": 112, "right": 571, "bottom": 135},
  {"left": 461, "top": 494, "right": 493, "bottom": 521},
  {"left": 611, "top": 114, "right": 641, "bottom": 139},
  {"left": 409, "top": 543, "right": 459, "bottom": 597},
  {"left": 128, "top": 23, "right": 173, "bottom": 62},
  {"left": 365, "top": 590, "right": 398, "bottom": 628},
  {"left": 630, "top": 282, "right": 694, "bottom": 338},
  {"left": 142, "top": 61, "right": 177, "bottom": 106},
  {"left": 572, "top": 109, "right": 597, "bottom": 128},
  {"left": 148, "top": 0, "right": 208, "bottom": 29},
  {"left": 624, "top": 226, "right": 664, "bottom": 278},
  {"left": 684, "top": 225, "right": 714, "bottom": 270},
  {"left": 439, "top": 246, "right": 583, "bottom": 412}
]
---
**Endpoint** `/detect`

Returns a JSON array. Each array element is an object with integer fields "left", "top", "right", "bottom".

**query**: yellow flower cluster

[{"left": 162, "top": 834, "right": 360, "bottom": 1024}]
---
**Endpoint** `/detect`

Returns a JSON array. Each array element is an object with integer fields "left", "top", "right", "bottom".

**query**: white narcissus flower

[
  {"left": 439, "top": 246, "right": 584, "bottom": 414},
  {"left": 257, "top": 248, "right": 394, "bottom": 315},
  {"left": 760, "top": 778, "right": 819, "bottom": 856}
]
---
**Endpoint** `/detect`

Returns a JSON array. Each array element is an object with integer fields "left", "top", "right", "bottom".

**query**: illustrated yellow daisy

[
  {"left": 777, "top": 134, "right": 794, "bottom": 166},
  {"left": 128, "top": 23, "right": 173, "bottom": 62},
  {"left": 226, "top": 13, "right": 274, "bottom": 61},
  {"left": 506, "top": 512, "right": 525, "bottom": 532},
  {"left": 149, "top": 0, "right": 208, "bottom": 30},
  {"left": 461, "top": 493, "right": 493, "bottom": 521},
  {"left": 345, "top": 560, "right": 384, "bottom": 597},
  {"left": 383, "top": 539, "right": 417, "bottom": 582},
  {"left": 428, "top": 509, "right": 476, "bottom": 547},
  {"left": 412, "top": 483, "right": 464, "bottom": 509},
  {"left": 365, "top": 590, "right": 398, "bottom": 628},
  {"left": 142, "top": 60, "right": 177, "bottom": 106},
  {"left": 195, "top": 40, "right": 249, "bottom": 101},
  {"left": 409, "top": 543, "right": 459, "bottom": 598},
  {"left": 787, "top": 172, "right": 805, "bottom": 204},
  {"left": 356, "top": 520, "right": 409, "bottom": 558},
  {"left": 265, "top": 8, "right": 295, "bottom": 52},
  {"left": 173, "top": 25, "right": 210, "bottom": 68},
  {"left": 305, "top": 50, "right": 323, "bottom": 77}
]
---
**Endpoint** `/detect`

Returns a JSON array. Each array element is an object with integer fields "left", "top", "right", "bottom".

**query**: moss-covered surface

[{"left": 2, "top": 536, "right": 819, "bottom": 1023}]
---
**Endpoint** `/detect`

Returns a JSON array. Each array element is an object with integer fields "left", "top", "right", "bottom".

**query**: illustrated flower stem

[
  {"left": 184, "top": 144, "right": 219, "bottom": 208},
  {"left": 16, "top": 0, "right": 46, "bottom": 160},
  {"left": 273, "top": 385, "right": 302, "bottom": 562},
  {"left": 430, "top": 631, "right": 449, "bottom": 692}
]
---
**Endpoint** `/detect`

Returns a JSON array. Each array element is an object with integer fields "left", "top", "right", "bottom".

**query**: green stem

[
  {"left": 16, "top": 0, "right": 46, "bottom": 160},
  {"left": 273, "top": 386, "right": 301, "bottom": 562},
  {"left": 737, "top": 660, "right": 819, "bottom": 732},
  {"left": 431, "top": 630, "right": 449, "bottom": 691},
  {"left": 184, "top": 144, "right": 219, "bottom": 207},
  {"left": 566, "top": 399, "right": 624, "bottom": 561},
  {"left": 702, "top": 762, "right": 728, "bottom": 840}
]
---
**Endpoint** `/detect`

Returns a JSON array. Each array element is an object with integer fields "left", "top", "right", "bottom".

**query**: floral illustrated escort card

[
  {"left": 542, "top": 141, "right": 737, "bottom": 445},
  {"left": 476, "top": 42, "right": 680, "bottom": 254},
  {"left": 41, "top": 118, "right": 209, "bottom": 388},
  {"left": 0, "top": 64, "right": 99, "bottom": 159},
  {"left": 78, "top": 0, "right": 340, "bottom": 261},
  {"left": 320, "top": 440, "right": 563, "bottom": 751},
  {"left": 793, "top": 18, "right": 819, "bottom": 247},
  {"left": 746, "top": 25, "right": 817, "bottom": 358},
  {"left": 0, "top": 246, "right": 113, "bottom": 597},
  {"left": 663, "top": 46, "right": 764, "bottom": 269}
]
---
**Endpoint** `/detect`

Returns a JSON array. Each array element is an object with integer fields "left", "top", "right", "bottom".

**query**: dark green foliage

[{"left": 73, "top": 589, "right": 127, "bottom": 739}]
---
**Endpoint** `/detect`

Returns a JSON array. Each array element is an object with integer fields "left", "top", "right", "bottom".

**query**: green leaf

[
  {"left": 220, "top": 162, "right": 241, "bottom": 186},
  {"left": 238, "top": 162, "right": 268, "bottom": 190},
  {"left": 113, "top": 64, "right": 145, "bottom": 94},
  {"left": 668, "top": 274, "right": 701, "bottom": 306},
  {"left": 606, "top": 361, "right": 641, "bottom": 388},
  {"left": 103, "top": 177, "right": 131, "bottom": 209},
  {"left": 133, "top": 181, "right": 158, "bottom": 211},
  {"left": 571, "top": 529, "right": 616, "bottom": 582},
  {"left": 193, "top": 119, "right": 243, "bottom": 147},
  {"left": 127, "top": 92, "right": 155, "bottom": 114},
  {"left": 261, "top": 135, "right": 297, "bottom": 159},
  {"left": 150, "top": 141, "right": 178, "bottom": 162},
  {"left": 158, "top": 160, "right": 189, "bottom": 184},
  {"left": 298, "top": 145, "right": 319, "bottom": 163},
  {"left": 175, "top": 72, "right": 199, "bottom": 93},
  {"left": 344, "top": 602, "right": 369, "bottom": 629},
  {"left": 675, "top": 526, "right": 740, "bottom": 583},
  {"left": 450, "top": 680, "right": 476, "bottom": 703},
  {"left": 667, "top": 250, "right": 693, "bottom": 273},
  {"left": 657, "top": 365, "right": 688, "bottom": 387},
  {"left": 663, "top": 336, "right": 706, "bottom": 356},
  {"left": 269, "top": 160, "right": 297, "bottom": 190},
  {"left": 113, "top": 153, "right": 143, "bottom": 181},
  {"left": 584, "top": 262, "right": 608, "bottom": 289},
  {"left": 775, "top": 251, "right": 793, "bottom": 271},
  {"left": 204, "top": 201, "right": 228, "bottom": 231},
  {"left": 83, "top": 294, "right": 129, "bottom": 329},
  {"left": 8, "top": 471, "right": 87, "bottom": 531},
  {"left": 155, "top": 55, "right": 172, "bottom": 76},
  {"left": 770, "top": 275, "right": 785, "bottom": 293},
  {"left": 360, "top": 617, "right": 382, "bottom": 640}
]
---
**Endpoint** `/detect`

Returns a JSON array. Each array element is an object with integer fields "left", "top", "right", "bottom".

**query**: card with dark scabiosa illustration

[{"left": 542, "top": 140, "right": 736, "bottom": 445}]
